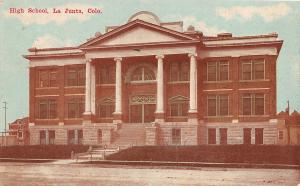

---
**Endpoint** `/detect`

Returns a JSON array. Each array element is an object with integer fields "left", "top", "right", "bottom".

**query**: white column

[
  {"left": 84, "top": 59, "right": 92, "bottom": 115},
  {"left": 114, "top": 57, "right": 122, "bottom": 114},
  {"left": 189, "top": 53, "right": 197, "bottom": 112},
  {"left": 91, "top": 64, "right": 96, "bottom": 115},
  {"left": 156, "top": 55, "right": 164, "bottom": 113}
]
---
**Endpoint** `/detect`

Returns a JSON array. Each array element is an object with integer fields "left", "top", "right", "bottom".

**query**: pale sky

[{"left": 0, "top": 0, "right": 299, "bottom": 131}]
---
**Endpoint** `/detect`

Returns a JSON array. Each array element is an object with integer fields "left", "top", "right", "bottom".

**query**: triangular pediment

[
  {"left": 100, "top": 26, "right": 183, "bottom": 45},
  {"left": 80, "top": 20, "right": 196, "bottom": 47}
]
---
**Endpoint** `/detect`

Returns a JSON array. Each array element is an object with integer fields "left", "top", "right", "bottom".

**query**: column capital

[
  {"left": 188, "top": 53, "right": 197, "bottom": 58},
  {"left": 155, "top": 54, "right": 164, "bottom": 60},
  {"left": 86, "top": 58, "right": 92, "bottom": 63},
  {"left": 114, "top": 57, "right": 122, "bottom": 62}
]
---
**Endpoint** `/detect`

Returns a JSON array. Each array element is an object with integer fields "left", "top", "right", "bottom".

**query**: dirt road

[{"left": 0, "top": 162, "right": 299, "bottom": 185}]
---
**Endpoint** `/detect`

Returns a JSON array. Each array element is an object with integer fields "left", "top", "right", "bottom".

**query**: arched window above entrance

[{"left": 131, "top": 67, "right": 156, "bottom": 82}]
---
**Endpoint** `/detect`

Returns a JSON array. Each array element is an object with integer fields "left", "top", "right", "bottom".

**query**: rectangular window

[
  {"left": 255, "top": 128, "right": 263, "bottom": 145},
  {"left": 278, "top": 131, "right": 284, "bottom": 140},
  {"left": 169, "top": 62, "right": 189, "bottom": 82},
  {"left": 219, "top": 95, "right": 229, "bottom": 116},
  {"left": 170, "top": 63, "right": 179, "bottom": 82},
  {"left": 253, "top": 59, "right": 265, "bottom": 79},
  {"left": 68, "top": 130, "right": 75, "bottom": 145},
  {"left": 99, "top": 104, "right": 114, "bottom": 118},
  {"left": 242, "top": 62, "right": 252, "bottom": 80},
  {"left": 68, "top": 102, "right": 77, "bottom": 118},
  {"left": 67, "top": 99, "right": 84, "bottom": 118},
  {"left": 207, "top": 95, "right": 217, "bottom": 116},
  {"left": 242, "top": 94, "right": 252, "bottom": 115},
  {"left": 207, "top": 60, "right": 229, "bottom": 81},
  {"left": 39, "top": 101, "right": 48, "bottom": 119},
  {"left": 39, "top": 71, "right": 49, "bottom": 87},
  {"left": 170, "top": 103, "right": 188, "bottom": 117},
  {"left": 67, "top": 70, "right": 77, "bottom": 86},
  {"left": 99, "top": 65, "right": 115, "bottom": 84},
  {"left": 242, "top": 59, "right": 265, "bottom": 80},
  {"left": 208, "top": 128, "right": 216, "bottom": 144},
  {"left": 18, "top": 131, "right": 23, "bottom": 139},
  {"left": 181, "top": 62, "right": 189, "bottom": 81},
  {"left": 242, "top": 94, "right": 265, "bottom": 115},
  {"left": 255, "top": 94, "right": 265, "bottom": 115},
  {"left": 49, "top": 100, "right": 57, "bottom": 119},
  {"left": 207, "top": 62, "right": 217, "bottom": 81},
  {"left": 243, "top": 128, "right": 251, "bottom": 145},
  {"left": 220, "top": 128, "right": 227, "bottom": 145},
  {"left": 49, "top": 130, "right": 55, "bottom": 145},
  {"left": 219, "top": 61, "right": 229, "bottom": 81},
  {"left": 40, "top": 130, "right": 46, "bottom": 145},
  {"left": 172, "top": 128, "right": 181, "bottom": 145},
  {"left": 66, "top": 67, "right": 85, "bottom": 86},
  {"left": 78, "top": 69, "right": 85, "bottom": 86},
  {"left": 39, "top": 70, "right": 58, "bottom": 88},
  {"left": 207, "top": 95, "right": 229, "bottom": 116},
  {"left": 38, "top": 100, "right": 57, "bottom": 119},
  {"left": 49, "top": 72, "right": 58, "bottom": 87}
]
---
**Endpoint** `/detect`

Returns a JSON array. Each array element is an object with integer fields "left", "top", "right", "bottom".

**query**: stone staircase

[
  {"left": 74, "top": 146, "right": 119, "bottom": 161},
  {"left": 110, "top": 123, "right": 148, "bottom": 148},
  {"left": 73, "top": 123, "right": 148, "bottom": 161}
]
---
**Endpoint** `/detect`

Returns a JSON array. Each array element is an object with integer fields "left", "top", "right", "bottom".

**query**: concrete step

[{"left": 109, "top": 123, "right": 148, "bottom": 148}]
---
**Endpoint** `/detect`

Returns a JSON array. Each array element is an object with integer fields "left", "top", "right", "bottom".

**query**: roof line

[{"left": 80, "top": 19, "right": 196, "bottom": 47}]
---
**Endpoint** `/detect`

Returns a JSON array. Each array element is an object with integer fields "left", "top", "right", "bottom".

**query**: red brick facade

[{"left": 24, "top": 11, "right": 282, "bottom": 146}]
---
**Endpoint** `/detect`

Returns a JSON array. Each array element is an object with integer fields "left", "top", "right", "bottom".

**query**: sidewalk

[{"left": 0, "top": 158, "right": 299, "bottom": 169}]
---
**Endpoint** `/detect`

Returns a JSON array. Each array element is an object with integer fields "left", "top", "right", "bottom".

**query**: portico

[{"left": 82, "top": 51, "right": 199, "bottom": 124}]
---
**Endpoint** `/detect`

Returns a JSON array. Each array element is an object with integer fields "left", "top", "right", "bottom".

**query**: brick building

[
  {"left": 277, "top": 110, "right": 300, "bottom": 145},
  {"left": 24, "top": 11, "right": 283, "bottom": 146},
  {"left": 8, "top": 117, "right": 29, "bottom": 145}
]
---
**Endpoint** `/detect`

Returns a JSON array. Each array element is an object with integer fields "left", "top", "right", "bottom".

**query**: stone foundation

[
  {"left": 29, "top": 123, "right": 115, "bottom": 146},
  {"left": 199, "top": 121, "right": 278, "bottom": 145},
  {"left": 29, "top": 121, "right": 278, "bottom": 146},
  {"left": 155, "top": 122, "right": 199, "bottom": 145}
]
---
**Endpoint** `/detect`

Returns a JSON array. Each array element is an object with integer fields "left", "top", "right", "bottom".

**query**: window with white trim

[
  {"left": 207, "top": 95, "right": 229, "bottom": 116},
  {"left": 131, "top": 67, "right": 155, "bottom": 82},
  {"left": 98, "top": 64, "right": 115, "bottom": 84},
  {"left": 207, "top": 60, "right": 229, "bottom": 81},
  {"left": 242, "top": 93, "right": 265, "bottom": 115},
  {"left": 241, "top": 59, "right": 265, "bottom": 80},
  {"left": 38, "top": 99, "right": 57, "bottom": 119},
  {"left": 169, "top": 96, "right": 189, "bottom": 117},
  {"left": 97, "top": 98, "right": 115, "bottom": 118},
  {"left": 39, "top": 70, "right": 58, "bottom": 87},
  {"left": 169, "top": 61, "right": 189, "bottom": 82},
  {"left": 66, "top": 66, "right": 85, "bottom": 86},
  {"left": 67, "top": 98, "right": 84, "bottom": 118}
]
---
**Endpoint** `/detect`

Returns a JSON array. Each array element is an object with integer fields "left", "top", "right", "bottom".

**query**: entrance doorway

[{"left": 130, "top": 95, "right": 156, "bottom": 123}]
